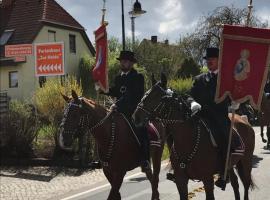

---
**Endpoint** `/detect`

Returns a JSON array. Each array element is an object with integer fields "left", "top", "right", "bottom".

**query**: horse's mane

[{"left": 81, "top": 97, "right": 109, "bottom": 116}]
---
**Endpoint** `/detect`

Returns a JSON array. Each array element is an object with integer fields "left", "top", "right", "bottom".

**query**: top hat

[
  {"left": 117, "top": 50, "right": 137, "bottom": 63},
  {"left": 203, "top": 47, "right": 219, "bottom": 59}
]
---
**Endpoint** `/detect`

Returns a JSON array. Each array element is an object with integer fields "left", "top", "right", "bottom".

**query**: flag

[
  {"left": 92, "top": 24, "right": 109, "bottom": 92},
  {"left": 215, "top": 25, "right": 270, "bottom": 110}
]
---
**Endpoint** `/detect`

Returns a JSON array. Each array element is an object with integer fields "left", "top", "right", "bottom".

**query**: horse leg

[
  {"left": 261, "top": 125, "right": 267, "bottom": 143},
  {"left": 150, "top": 145, "right": 163, "bottom": 200},
  {"left": 230, "top": 169, "right": 240, "bottom": 200},
  {"left": 107, "top": 171, "right": 125, "bottom": 200},
  {"left": 202, "top": 178, "right": 215, "bottom": 200},
  {"left": 236, "top": 161, "right": 253, "bottom": 200},
  {"left": 174, "top": 170, "right": 189, "bottom": 200}
]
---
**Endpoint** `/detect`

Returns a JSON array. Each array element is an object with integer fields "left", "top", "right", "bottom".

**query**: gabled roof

[{"left": 0, "top": 0, "right": 95, "bottom": 55}]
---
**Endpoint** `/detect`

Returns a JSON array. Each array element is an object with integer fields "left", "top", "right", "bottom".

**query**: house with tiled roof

[{"left": 0, "top": 0, "right": 95, "bottom": 100}]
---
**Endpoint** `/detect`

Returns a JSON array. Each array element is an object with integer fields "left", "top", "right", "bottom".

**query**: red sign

[
  {"left": 92, "top": 24, "right": 109, "bottom": 92},
  {"left": 215, "top": 25, "right": 270, "bottom": 110},
  {"left": 5, "top": 44, "right": 33, "bottom": 57},
  {"left": 14, "top": 56, "right": 26, "bottom": 62},
  {"left": 35, "top": 42, "right": 64, "bottom": 76}
]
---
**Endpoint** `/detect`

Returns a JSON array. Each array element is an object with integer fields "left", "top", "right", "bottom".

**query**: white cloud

[
  {"left": 127, "top": 30, "right": 142, "bottom": 37},
  {"left": 156, "top": 0, "right": 183, "bottom": 34}
]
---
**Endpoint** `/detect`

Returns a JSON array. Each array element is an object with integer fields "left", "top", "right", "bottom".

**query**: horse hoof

[{"left": 262, "top": 139, "right": 267, "bottom": 143}]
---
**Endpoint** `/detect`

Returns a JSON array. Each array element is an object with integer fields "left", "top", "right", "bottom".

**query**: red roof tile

[{"left": 0, "top": 0, "right": 95, "bottom": 55}]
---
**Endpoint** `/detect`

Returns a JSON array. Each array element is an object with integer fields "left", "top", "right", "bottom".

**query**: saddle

[{"left": 121, "top": 114, "right": 161, "bottom": 148}]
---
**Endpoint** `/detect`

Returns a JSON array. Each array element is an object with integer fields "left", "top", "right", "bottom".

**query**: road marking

[{"left": 61, "top": 162, "right": 169, "bottom": 200}]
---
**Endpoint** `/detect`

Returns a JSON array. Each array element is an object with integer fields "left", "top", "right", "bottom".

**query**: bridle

[
  {"left": 136, "top": 84, "right": 184, "bottom": 124},
  {"left": 61, "top": 99, "right": 116, "bottom": 167}
]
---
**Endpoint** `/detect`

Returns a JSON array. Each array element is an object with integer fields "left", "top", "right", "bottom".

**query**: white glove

[
  {"left": 110, "top": 104, "right": 117, "bottom": 111},
  {"left": 191, "top": 101, "right": 201, "bottom": 114},
  {"left": 230, "top": 101, "right": 240, "bottom": 110},
  {"left": 166, "top": 88, "right": 174, "bottom": 96}
]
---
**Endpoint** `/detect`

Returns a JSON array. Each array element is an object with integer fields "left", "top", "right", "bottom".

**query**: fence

[{"left": 0, "top": 91, "right": 9, "bottom": 118}]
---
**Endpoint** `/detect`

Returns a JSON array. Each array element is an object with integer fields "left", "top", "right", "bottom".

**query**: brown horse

[
  {"left": 133, "top": 74, "right": 255, "bottom": 200},
  {"left": 58, "top": 91, "right": 165, "bottom": 200},
  {"left": 258, "top": 95, "right": 270, "bottom": 148}
]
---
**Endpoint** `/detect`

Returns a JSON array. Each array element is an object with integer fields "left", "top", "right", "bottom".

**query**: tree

[
  {"left": 177, "top": 58, "right": 201, "bottom": 78},
  {"left": 179, "top": 5, "right": 268, "bottom": 65},
  {"left": 78, "top": 55, "right": 96, "bottom": 98},
  {"left": 135, "top": 39, "right": 184, "bottom": 80}
]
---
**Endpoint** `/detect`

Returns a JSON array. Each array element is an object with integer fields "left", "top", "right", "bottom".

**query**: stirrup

[
  {"left": 141, "top": 160, "right": 151, "bottom": 173},
  {"left": 166, "top": 172, "right": 176, "bottom": 182},
  {"left": 215, "top": 176, "right": 229, "bottom": 191}
]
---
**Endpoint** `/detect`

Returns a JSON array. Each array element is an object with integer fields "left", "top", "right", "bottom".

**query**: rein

[
  {"left": 171, "top": 121, "right": 201, "bottom": 169},
  {"left": 77, "top": 108, "right": 116, "bottom": 167}
]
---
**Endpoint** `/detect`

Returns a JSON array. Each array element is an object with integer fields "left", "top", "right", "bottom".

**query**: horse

[
  {"left": 133, "top": 74, "right": 255, "bottom": 200},
  {"left": 258, "top": 95, "right": 270, "bottom": 148},
  {"left": 58, "top": 90, "right": 165, "bottom": 200}
]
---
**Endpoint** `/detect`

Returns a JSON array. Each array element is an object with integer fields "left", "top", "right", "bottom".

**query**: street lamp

[
  {"left": 129, "top": 0, "right": 146, "bottom": 48},
  {"left": 121, "top": 0, "right": 126, "bottom": 50}
]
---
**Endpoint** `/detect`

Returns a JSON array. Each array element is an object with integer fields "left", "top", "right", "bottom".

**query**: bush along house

[{"left": 0, "top": 0, "right": 95, "bottom": 100}]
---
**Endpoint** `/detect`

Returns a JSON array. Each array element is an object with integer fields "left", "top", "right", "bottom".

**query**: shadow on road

[
  {"left": 0, "top": 166, "right": 95, "bottom": 182},
  {"left": 252, "top": 155, "right": 263, "bottom": 168},
  {"left": 128, "top": 176, "right": 148, "bottom": 182}
]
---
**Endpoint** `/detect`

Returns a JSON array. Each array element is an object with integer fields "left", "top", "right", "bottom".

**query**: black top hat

[
  {"left": 117, "top": 50, "right": 137, "bottom": 63},
  {"left": 203, "top": 47, "right": 219, "bottom": 59}
]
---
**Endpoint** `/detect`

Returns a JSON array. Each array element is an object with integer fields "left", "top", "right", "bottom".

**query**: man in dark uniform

[
  {"left": 189, "top": 47, "right": 237, "bottom": 190},
  {"left": 101, "top": 50, "right": 150, "bottom": 170},
  {"left": 265, "top": 76, "right": 270, "bottom": 99}
]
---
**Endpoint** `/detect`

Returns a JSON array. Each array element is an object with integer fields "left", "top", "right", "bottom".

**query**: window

[
  {"left": 39, "top": 76, "right": 46, "bottom": 88},
  {"left": 0, "top": 30, "right": 14, "bottom": 45},
  {"left": 69, "top": 34, "right": 76, "bottom": 53},
  {"left": 9, "top": 71, "right": 18, "bottom": 88},
  {"left": 48, "top": 30, "right": 56, "bottom": 42}
]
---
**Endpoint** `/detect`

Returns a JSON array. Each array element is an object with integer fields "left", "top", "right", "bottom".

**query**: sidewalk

[{"left": 0, "top": 166, "right": 105, "bottom": 200}]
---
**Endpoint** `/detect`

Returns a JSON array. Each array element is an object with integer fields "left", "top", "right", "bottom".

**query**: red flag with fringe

[
  {"left": 92, "top": 24, "right": 108, "bottom": 92},
  {"left": 215, "top": 25, "right": 270, "bottom": 110}
]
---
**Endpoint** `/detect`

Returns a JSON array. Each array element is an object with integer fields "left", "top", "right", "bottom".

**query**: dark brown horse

[
  {"left": 133, "top": 74, "right": 255, "bottom": 200},
  {"left": 258, "top": 95, "right": 270, "bottom": 148},
  {"left": 58, "top": 91, "right": 165, "bottom": 200}
]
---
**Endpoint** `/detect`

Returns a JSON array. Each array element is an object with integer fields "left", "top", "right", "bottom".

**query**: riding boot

[
  {"left": 136, "top": 125, "right": 151, "bottom": 172},
  {"left": 215, "top": 149, "right": 229, "bottom": 190},
  {"left": 166, "top": 171, "right": 176, "bottom": 182}
]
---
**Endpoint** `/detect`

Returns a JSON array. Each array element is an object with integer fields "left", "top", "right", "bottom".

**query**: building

[{"left": 0, "top": 0, "right": 95, "bottom": 100}]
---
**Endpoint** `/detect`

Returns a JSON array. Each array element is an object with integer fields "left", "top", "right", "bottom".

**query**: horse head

[
  {"left": 134, "top": 73, "right": 191, "bottom": 126},
  {"left": 59, "top": 90, "right": 106, "bottom": 151},
  {"left": 134, "top": 73, "right": 169, "bottom": 126}
]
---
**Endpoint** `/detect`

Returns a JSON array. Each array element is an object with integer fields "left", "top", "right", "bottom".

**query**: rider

[
  {"left": 188, "top": 47, "right": 238, "bottom": 190},
  {"left": 100, "top": 50, "right": 150, "bottom": 171},
  {"left": 265, "top": 75, "right": 270, "bottom": 99}
]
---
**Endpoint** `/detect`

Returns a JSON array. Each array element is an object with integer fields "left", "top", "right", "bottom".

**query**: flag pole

[
  {"left": 246, "top": 0, "right": 253, "bottom": 26},
  {"left": 222, "top": 106, "right": 235, "bottom": 190}
]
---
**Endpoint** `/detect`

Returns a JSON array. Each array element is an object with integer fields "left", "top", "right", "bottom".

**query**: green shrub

[
  {"left": 34, "top": 76, "right": 82, "bottom": 125},
  {"left": 79, "top": 55, "right": 96, "bottom": 98},
  {"left": 0, "top": 100, "right": 40, "bottom": 157},
  {"left": 168, "top": 78, "right": 193, "bottom": 94}
]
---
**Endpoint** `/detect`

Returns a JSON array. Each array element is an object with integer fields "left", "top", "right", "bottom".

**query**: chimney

[
  {"left": 164, "top": 39, "right": 169, "bottom": 45},
  {"left": 151, "top": 36, "right": 157, "bottom": 43}
]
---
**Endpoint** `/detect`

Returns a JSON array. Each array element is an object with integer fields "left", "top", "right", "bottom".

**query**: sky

[{"left": 56, "top": 0, "right": 270, "bottom": 44}]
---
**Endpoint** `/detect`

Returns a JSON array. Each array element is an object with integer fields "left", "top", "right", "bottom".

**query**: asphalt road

[{"left": 58, "top": 127, "right": 270, "bottom": 200}]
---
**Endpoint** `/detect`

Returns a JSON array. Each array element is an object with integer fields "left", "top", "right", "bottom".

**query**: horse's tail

[
  {"left": 250, "top": 175, "right": 257, "bottom": 190},
  {"left": 236, "top": 161, "right": 257, "bottom": 191}
]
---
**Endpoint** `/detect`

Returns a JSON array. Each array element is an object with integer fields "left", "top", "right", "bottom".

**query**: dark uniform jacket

[
  {"left": 265, "top": 80, "right": 270, "bottom": 93},
  {"left": 190, "top": 72, "right": 231, "bottom": 147},
  {"left": 106, "top": 68, "right": 144, "bottom": 118},
  {"left": 265, "top": 80, "right": 270, "bottom": 99}
]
